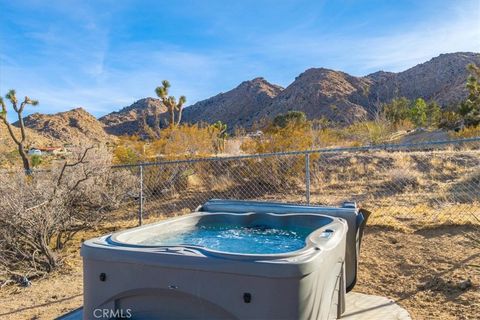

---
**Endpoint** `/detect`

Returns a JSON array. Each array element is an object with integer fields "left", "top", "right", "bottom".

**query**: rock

[{"left": 458, "top": 279, "right": 472, "bottom": 290}]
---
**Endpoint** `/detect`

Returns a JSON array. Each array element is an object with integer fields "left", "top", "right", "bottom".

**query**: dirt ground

[
  {"left": 356, "top": 226, "right": 480, "bottom": 320},
  {"left": 0, "top": 224, "right": 478, "bottom": 320}
]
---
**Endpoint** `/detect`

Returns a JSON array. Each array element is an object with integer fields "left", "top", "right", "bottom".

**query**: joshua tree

[
  {"left": 209, "top": 121, "right": 228, "bottom": 153},
  {"left": 155, "top": 80, "right": 186, "bottom": 128},
  {"left": 0, "top": 90, "right": 38, "bottom": 173}
]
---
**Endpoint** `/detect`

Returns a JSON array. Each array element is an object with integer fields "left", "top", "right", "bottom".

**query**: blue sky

[{"left": 0, "top": 0, "right": 479, "bottom": 121}]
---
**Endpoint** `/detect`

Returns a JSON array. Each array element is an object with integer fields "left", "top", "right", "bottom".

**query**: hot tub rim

[{"left": 106, "top": 212, "right": 347, "bottom": 260}]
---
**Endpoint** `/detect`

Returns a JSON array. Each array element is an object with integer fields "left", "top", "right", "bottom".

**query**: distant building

[
  {"left": 247, "top": 130, "right": 263, "bottom": 138},
  {"left": 37, "top": 146, "right": 66, "bottom": 155},
  {"left": 27, "top": 148, "right": 42, "bottom": 156},
  {"left": 28, "top": 146, "right": 67, "bottom": 156}
]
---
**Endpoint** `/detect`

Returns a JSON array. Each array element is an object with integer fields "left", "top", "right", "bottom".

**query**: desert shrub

[
  {"left": 113, "top": 136, "right": 148, "bottom": 164},
  {"left": 0, "top": 147, "right": 137, "bottom": 285},
  {"left": 138, "top": 125, "right": 229, "bottom": 199},
  {"left": 439, "top": 110, "right": 462, "bottom": 130},
  {"left": 382, "top": 97, "right": 441, "bottom": 129},
  {"left": 448, "top": 169, "right": 480, "bottom": 203},
  {"left": 252, "top": 156, "right": 305, "bottom": 190},
  {"left": 426, "top": 102, "right": 442, "bottom": 128},
  {"left": 409, "top": 98, "right": 428, "bottom": 127},
  {"left": 30, "top": 154, "right": 42, "bottom": 167},
  {"left": 150, "top": 124, "right": 217, "bottom": 158},
  {"left": 113, "top": 125, "right": 222, "bottom": 164},
  {"left": 240, "top": 120, "right": 313, "bottom": 191},
  {"left": 382, "top": 97, "right": 411, "bottom": 125},
  {"left": 344, "top": 120, "right": 395, "bottom": 145},
  {"left": 451, "top": 125, "right": 480, "bottom": 138},
  {"left": 208, "top": 121, "right": 228, "bottom": 154},
  {"left": 114, "top": 145, "right": 142, "bottom": 164},
  {"left": 162, "top": 125, "right": 215, "bottom": 156},
  {"left": 241, "top": 122, "right": 314, "bottom": 153},
  {"left": 272, "top": 111, "right": 307, "bottom": 128},
  {"left": 313, "top": 128, "right": 349, "bottom": 148},
  {"left": 394, "top": 119, "right": 416, "bottom": 131},
  {"left": 142, "top": 163, "right": 192, "bottom": 198},
  {"left": 458, "top": 63, "right": 480, "bottom": 127}
]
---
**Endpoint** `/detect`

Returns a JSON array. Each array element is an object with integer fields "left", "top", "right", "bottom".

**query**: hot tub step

[{"left": 340, "top": 292, "right": 411, "bottom": 320}]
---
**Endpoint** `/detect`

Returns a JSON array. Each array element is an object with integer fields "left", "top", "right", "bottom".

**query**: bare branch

[{"left": 56, "top": 146, "right": 94, "bottom": 187}]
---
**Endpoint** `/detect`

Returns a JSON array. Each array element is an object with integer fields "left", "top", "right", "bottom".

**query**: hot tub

[{"left": 81, "top": 200, "right": 369, "bottom": 320}]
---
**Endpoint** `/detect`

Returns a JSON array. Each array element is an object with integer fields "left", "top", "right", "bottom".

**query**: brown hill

[
  {"left": 99, "top": 98, "right": 168, "bottom": 137},
  {"left": 182, "top": 77, "right": 283, "bottom": 129},
  {"left": 368, "top": 52, "right": 480, "bottom": 107},
  {"left": 18, "top": 108, "right": 115, "bottom": 145},
  {"left": 0, "top": 121, "right": 57, "bottom": 153},
  {"left": 258, "top": 68, "right": 372, "bottom": 123}
]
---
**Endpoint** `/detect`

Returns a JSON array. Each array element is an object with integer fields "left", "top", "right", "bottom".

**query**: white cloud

[
  {"left": 354, "top": 8, "right": 480, "bottom": 73},
  {"left": 253, "top": 1, "right": 480, "bottom": 76}
]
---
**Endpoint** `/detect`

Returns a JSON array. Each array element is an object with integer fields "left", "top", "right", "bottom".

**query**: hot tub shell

[{"left": 81, "top": 200, "right": 369, "bottom": 320}]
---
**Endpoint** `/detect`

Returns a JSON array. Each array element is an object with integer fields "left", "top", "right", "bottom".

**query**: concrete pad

[
  {"left": 57, "top": 292, "right": 411, "bottom": 320},
  {"left": 341, "top": 292, "right": 411, "bottom": 319}
]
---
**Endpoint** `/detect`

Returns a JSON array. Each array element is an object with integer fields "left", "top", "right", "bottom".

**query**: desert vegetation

[{"left": 0, "top": 147, "right": 137, "bottom": 286}]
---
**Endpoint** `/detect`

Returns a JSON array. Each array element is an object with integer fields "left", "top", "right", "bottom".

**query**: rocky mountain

[
  {"left": 257, "top": 68, "right": 373, "bottom": 123},
  {"left": 182, "top": 77, "right": 283, "bottom": 129},
  {"left": 99, "top": 98, "right": 167, "bottom": 136},
  {"left": 180, "top": 52, "right": 480, "bottom": 127},
  {"left": 18, "top": 108, "right": 115, "bottom": 145},
  {"left": 368, "top": 52, "right": 479, "bottom": 107}
]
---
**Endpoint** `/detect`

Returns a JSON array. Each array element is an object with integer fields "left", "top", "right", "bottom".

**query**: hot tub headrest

[{"left": 198, "top": 199, "right": 357, "bottom": 215}]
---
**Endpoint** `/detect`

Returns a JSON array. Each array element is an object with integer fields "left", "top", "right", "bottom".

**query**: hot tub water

[{"left": 138, "top": 224, "right": 311, "bottom": 254}]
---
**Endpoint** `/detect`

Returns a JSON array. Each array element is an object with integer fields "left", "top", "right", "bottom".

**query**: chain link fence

[{"left": 112, "top": 137, "right": 480, "bottom": 228}]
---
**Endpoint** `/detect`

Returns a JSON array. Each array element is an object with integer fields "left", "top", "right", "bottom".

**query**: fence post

[
  {"left": 305, "top": 153, "right": 310, "bottom": 205},
  {"left": 139, "top": 165, "right": 144, "bottom": 226}
]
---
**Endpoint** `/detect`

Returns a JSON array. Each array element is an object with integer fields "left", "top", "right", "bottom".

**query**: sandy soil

[
  {"left": 356, "top": 226, "right": 480, "bottom": 320},
  {"left": 0, "top": 225, "right": 478, "bottom": 320}
]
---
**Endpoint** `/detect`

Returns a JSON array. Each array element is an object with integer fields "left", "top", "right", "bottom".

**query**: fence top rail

[{"left": 111, "top": 136, "right": 480, "bottom": 168}]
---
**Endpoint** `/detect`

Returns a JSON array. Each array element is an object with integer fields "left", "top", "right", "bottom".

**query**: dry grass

[{"left": 130, "top": 148, "right": 480, "bottom": 233}]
